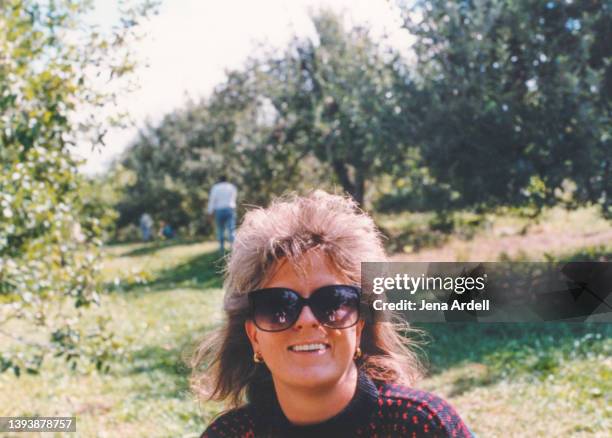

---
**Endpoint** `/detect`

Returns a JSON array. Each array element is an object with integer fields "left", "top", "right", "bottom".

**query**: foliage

[
  {"left": 259, "top": 11, "right": 416, "bottom": 205},
  {"left": 115, "top": 9, "right": 412, "bottom": 234},
  {"left": 114, "top": 70, "right": 307, "bottom": 236},
  {"left": 0, "top": 0, "right": 156, "bottom": 375},
  {"left": 80, "top": 167, "right": 130, "bottom": 241},
  {"left": 278, "top": 1, "right": 611, "bottom": 215},
  {"left": 398, "top": 0, "right": 611, "bottom": 214},
  {"left": 116, "top": 3, "right": 611, "bottom": 233}
]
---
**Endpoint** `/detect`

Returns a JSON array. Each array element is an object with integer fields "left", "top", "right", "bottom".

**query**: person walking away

[
  {"left": 207, "top": 176, "right": 237, "bottom": 255},
  {"left": 139, "top": 213, "right": 153, "bottom": 242}
]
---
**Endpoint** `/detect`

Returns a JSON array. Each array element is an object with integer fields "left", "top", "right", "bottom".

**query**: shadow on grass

[
  {"left": 148, "top": 250, "right": 225, "bottom": 291},
  {"left": 131, "top": 344, "right": 189, "bottom": 372},
  {"left": 442, "top": 361, "right": 499, "bottom": 397},
  {"left": 124, "top": 324, "right": 219, "bottom": 399},
  {"left": 387, "top": 229, "right": 449, "bottom": 255},
  {"left": 413, "top": 322, "right": 612, "bottom": 395},
  {"left": 125, "top": 346, "right": 193, "bottom": 399},
  {"left": 554, "top": 244, "right": 612, "bottom": 262},
  {"left": 379, "top": 221, "right": 449, "bottom": 255},
  {"left": 110, "top": 248, "right": 225, "bottom": 293},
  {"left": 118, "top": 238, "right": 204, "bottom": 258}
]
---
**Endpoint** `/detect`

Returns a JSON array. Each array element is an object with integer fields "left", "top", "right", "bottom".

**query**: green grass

[
  {"left": 1, "top": 229, "right": 611, "bottom": 437},
  {"left": 412, "top": 323, "right": 611, "bottom": 436},
  {"left": 1, "top": 241, "right": 226, "bottom": 438}
]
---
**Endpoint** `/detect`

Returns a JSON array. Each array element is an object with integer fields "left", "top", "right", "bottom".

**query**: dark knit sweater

[{"left": 201, "top": 371, "right": 473, "bottom": 438}]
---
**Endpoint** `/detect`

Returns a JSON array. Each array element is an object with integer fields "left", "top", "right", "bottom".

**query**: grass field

[{"left": 1, "top": 208, "right": 611, "bottom": 437}]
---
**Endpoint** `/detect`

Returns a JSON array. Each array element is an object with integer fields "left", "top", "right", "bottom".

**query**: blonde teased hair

[{"left": 190, "top": 190, "right": 424, "bottom": 408}]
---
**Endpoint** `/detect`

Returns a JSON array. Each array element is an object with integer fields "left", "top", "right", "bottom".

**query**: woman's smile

[{"left": 287, "top": 341, "right": 331, "bottom": 353}]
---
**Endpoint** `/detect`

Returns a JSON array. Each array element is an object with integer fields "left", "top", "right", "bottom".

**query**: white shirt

[{"left": 207, "top": 182, "right": 237, "bottom": 214}]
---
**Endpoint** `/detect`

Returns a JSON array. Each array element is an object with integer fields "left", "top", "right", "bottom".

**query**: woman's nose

[{"left": 293, "top": 304, "right": 320, "bottom": 329}]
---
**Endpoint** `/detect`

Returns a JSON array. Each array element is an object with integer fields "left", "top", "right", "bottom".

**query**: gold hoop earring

[
  {"left": 253, "top": 352, "right": 264, "bottom": 363},
  {"left": 353, "top": 347, "right": 362, "bottom": 360}
]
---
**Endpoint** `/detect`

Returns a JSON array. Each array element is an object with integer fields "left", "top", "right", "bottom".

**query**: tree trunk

[
  {"left": 330, "top": 160, "right": 366, "bottom": 207},
  {"left": 353, "top": 171, "right": 365, "bottom": 207},
  {"left": 332, "top": 159, "right": 354, "bottom": 194}
]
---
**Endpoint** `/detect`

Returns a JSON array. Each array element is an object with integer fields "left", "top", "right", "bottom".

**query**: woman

[{"left": 192, "top": 190, "right": 473, "bottom": 437}]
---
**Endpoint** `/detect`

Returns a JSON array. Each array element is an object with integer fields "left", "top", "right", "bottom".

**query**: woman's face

[{"left": 245, "top": 250, "right": 364, "bottom": 391}]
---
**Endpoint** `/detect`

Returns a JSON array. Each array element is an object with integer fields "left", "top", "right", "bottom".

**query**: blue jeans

[
  {"left": 140, "top": 225, "right": 151, "bottom": 241},
  {"left": 214, "top": 208, "right": 236, "bottom": 252}
]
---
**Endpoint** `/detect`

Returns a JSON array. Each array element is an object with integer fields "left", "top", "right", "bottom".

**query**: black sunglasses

[{"left": 248, "top": 285, "right": 361, "bottom": 332}]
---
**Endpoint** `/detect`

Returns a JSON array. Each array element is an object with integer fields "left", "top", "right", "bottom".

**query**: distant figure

[
  {"left": 139, "top": 213, "right": 153, "bottom": 242},
  {"left": 207, "top": 175, "right": 237, "bottom": 255},
  {"left": 158, "top": 220, "right": 175, "bottom": 239}
]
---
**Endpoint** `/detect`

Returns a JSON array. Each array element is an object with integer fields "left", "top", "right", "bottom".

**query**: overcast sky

[{"left": 72, "top": 0, "right": 412, "bottom": 175}]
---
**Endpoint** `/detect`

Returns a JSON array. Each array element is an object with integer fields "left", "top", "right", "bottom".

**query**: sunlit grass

[
  {"left": 381, "top": 205, "right": 612, "bottom": 261},
  {"left": 1, "top": 234, "right": 610, "bottom": 437}
]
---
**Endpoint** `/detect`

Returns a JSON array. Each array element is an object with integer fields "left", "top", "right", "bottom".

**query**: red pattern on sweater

[{"left": 201, "top": 374, "right": 472, "bottom": 438}]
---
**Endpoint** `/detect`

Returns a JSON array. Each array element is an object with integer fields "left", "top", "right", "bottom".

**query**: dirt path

[{"left": 389, "top": 228, "right": 612, "bottom": 262}]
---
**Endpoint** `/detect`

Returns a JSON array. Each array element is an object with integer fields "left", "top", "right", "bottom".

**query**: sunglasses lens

[
  {"left": 310, "top": 286, "right": 360, "bottom": 329},
  {"left": 251, "top": 289, "right": 301, "bottom": 331}
]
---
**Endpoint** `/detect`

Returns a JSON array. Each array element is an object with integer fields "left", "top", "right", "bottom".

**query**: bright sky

[{"left": 73, "top": 0, "right": 412, "bottom": 175}]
